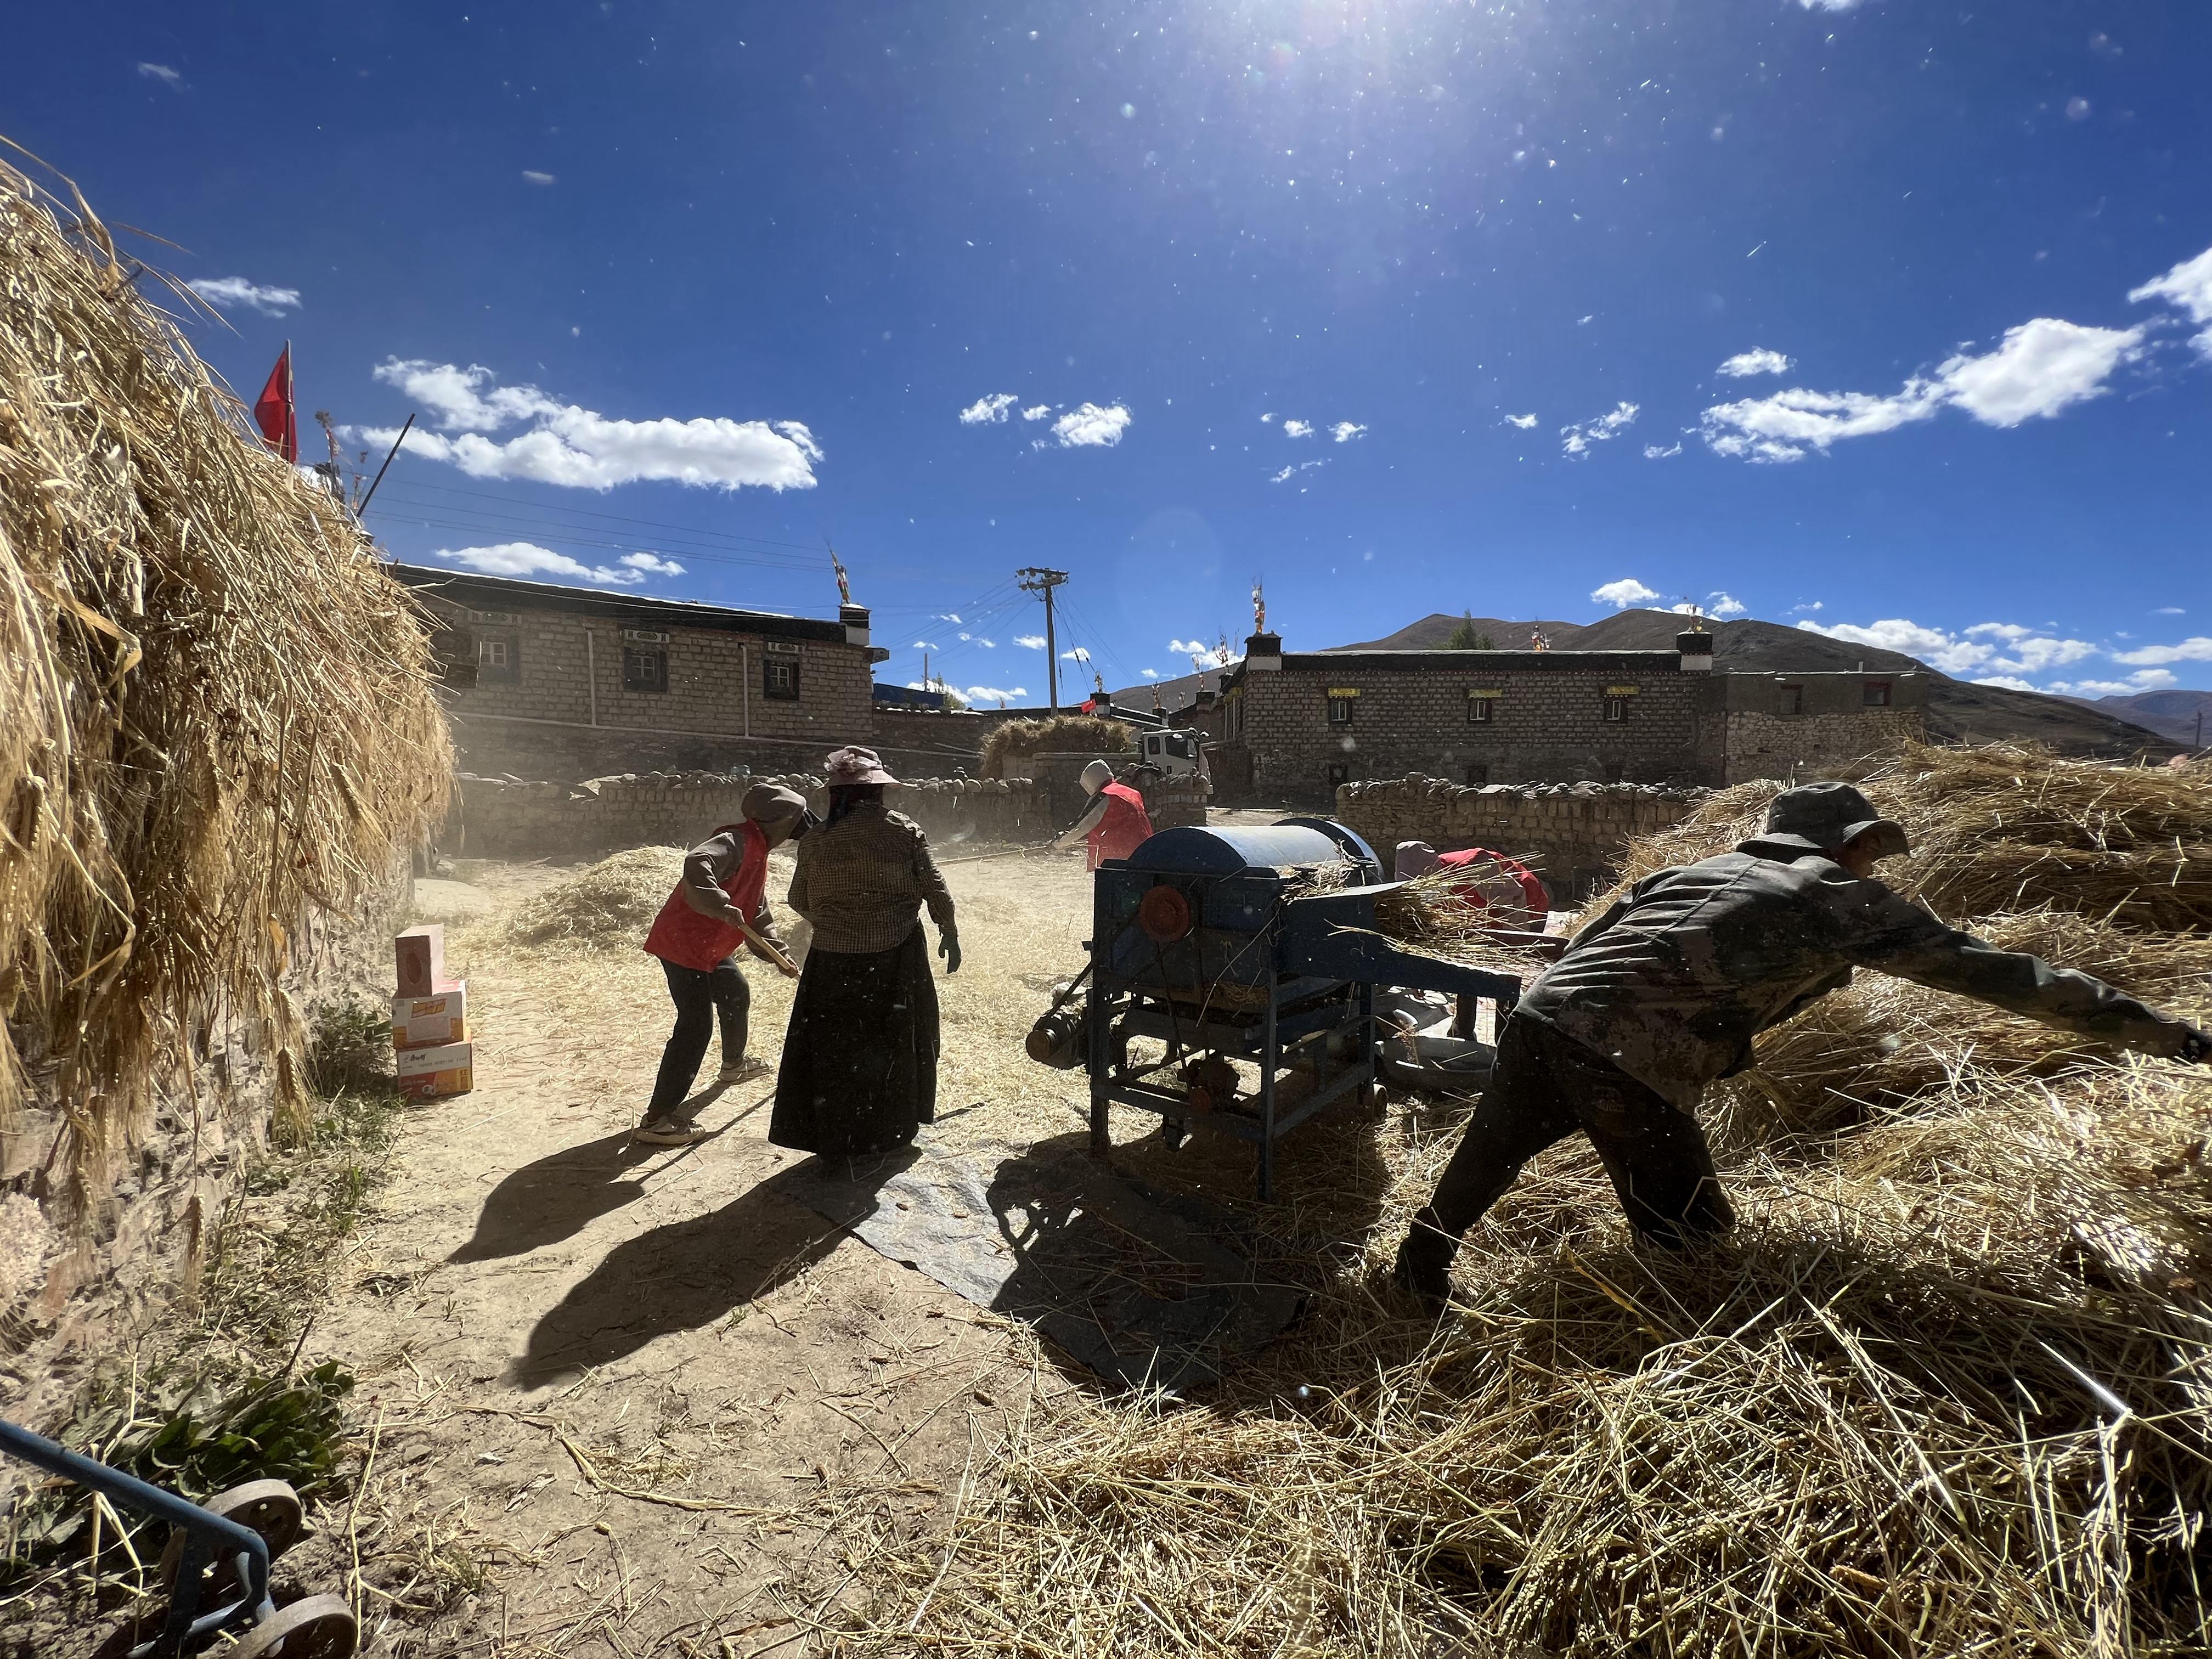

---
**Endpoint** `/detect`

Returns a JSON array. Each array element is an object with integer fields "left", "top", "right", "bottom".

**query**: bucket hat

[
  {"left": 823, "top": 746, "right": 899, "bottom": 787},
  {"left": 1757, "top": 781, "right": 1909, "bottom": 859}
]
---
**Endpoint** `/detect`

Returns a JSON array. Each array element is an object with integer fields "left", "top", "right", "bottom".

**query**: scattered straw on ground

[
  {"left": 822, "top": 742, "right": 2212, "bottom": 1658},
  {"left": 0, "top": 140, "right": 449, "bottom": 1212}
]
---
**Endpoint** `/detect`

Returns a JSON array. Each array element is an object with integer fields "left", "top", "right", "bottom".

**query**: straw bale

[
  {"left": 501, "top": 847, "right": 686, "bottom": 950},
  {"left": 1610, "top": 740, "right": 2212, "bottom": 934},
  {"left": 979, "top": 715, "right": 1129, "bottom": 779},
  {"left": 0, "top": 145, "right": 449, "bottom": 1212}
]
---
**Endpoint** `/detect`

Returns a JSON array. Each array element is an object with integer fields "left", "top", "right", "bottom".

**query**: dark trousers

[
  {"left": 646, "top": 957, "right": 749, "bottom": 1121},
  {"left": 1413, "top": 1014, "right": 1736, "bottom": 1254}
]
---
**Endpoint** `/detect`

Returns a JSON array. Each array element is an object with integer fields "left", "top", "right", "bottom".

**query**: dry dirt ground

[{"left": 283, "top": 834, "right": 1333, "bottom": 1657}]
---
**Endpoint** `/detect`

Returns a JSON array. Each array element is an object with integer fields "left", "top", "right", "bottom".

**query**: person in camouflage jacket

[{"left": 1393, "top": 781, "right": 2212, "bottom": 1307}]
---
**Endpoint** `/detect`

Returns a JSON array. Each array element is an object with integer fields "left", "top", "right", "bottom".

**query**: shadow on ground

[{"left": 511, "top": 1147, "right": 918, "bottom": 1385}]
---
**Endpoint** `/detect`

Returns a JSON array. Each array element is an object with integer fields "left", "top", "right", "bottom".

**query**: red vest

[
  {"left": 1436, "top": 847, "right": 1550, "bottom": 917},
  {"left": 1087, "top": 781, "right": 1154, "bottom": 871},
  {"left": 643, "top": 821, "right": 770, "bottom": 970}
]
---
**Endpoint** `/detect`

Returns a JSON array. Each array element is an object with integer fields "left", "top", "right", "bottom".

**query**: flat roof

[
  {"left": 1281, "top": 648, "right": 1687, "bottom": 673},
  {"left": 388, "top": 564, "right": 848, "bottom": 645}
]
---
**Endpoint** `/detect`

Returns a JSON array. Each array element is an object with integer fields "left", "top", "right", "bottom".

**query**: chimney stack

[
  {"left": 1676, "top": 630, "right": 1714, "bottom": 673},
  {"left": 840, "top": 604, "right": 871, "bottom": 647}
]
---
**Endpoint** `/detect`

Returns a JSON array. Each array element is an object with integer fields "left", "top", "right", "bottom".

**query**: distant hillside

[
  {"left": 2061, "top": 689, "right": 2212, "bottom": 749},
  {"left": 1331, "top": 613, "right": 1587, "bottom": 651},
  {"left": 1318, "top": 608, "right": 2180, "bottom": 758}
]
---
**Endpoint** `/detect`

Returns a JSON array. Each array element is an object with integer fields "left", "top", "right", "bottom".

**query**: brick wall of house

[
  {"left": 1334, "top": 775, "right": 1703, "bottom": 901},
  {"left": 1242, "top": 651, "right": 1701, "bottom": 801}
]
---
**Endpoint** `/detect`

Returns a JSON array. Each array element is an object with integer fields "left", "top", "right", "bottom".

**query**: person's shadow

[{"left": 510, "top": 1147, "right": 919, "bottom": 1386}]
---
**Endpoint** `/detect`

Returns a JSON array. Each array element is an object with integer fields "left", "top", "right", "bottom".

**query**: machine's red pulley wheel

[{"left": 1137, "top": 884, "right": 1192, "bottom": 943}]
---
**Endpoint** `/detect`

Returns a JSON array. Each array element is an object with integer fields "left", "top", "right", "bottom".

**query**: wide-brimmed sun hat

[
  {"left": 1757, "top": 781, "right": 1910, "bottom": 859},
  {"left": 823, "top": 746, "right": 899, "bottom": 787}
]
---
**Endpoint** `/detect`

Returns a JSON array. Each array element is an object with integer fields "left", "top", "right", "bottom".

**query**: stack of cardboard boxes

[{"left": 392, "top": 924, "right": 473, "bottom": 1100}]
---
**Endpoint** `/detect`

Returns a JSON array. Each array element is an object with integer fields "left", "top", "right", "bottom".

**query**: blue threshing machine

[{"left": 1080, "top": 817, "right": 1522, "bottom": 1197}]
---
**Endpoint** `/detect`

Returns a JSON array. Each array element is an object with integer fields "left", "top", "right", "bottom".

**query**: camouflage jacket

[{"left": 1516, "top": 838, "right": 2194, "bottom": 1109}]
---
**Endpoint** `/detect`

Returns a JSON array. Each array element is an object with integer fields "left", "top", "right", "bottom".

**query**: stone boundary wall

[
  {"left": 1336, "top": 775, "right": 1704, "bottom": 900},
  {"left": 449, "top": 770, "right": 1057, "bottom": 860}
]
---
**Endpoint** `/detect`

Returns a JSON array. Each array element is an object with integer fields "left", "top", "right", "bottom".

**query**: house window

[
  {"left": 1604, "top": 696, "right": 1630, "bottom": 723},
  {"left": 1863, "top": 680, "right": 1893, "bottom": 708},
  {"left": 1779, "top": 684, "right": 1804, "bottom": 716},
  {"left": 1465, "top": 764, "right": 1489, "bottom": 786},
  {"left": 622, "top": 647, "right": 669, "bottom": 693},
  {"left": 764, "top": 652, "right": 802, "bottom": 701},
  {"left": 1327, "top": 693, "right": 1357, "bottom": 726},
  {"left": 1467, "top": 694, "right": 1497, "bottom": 724},
  {"left": 475, "top": 631, "right": 520, "bottom": 683}
]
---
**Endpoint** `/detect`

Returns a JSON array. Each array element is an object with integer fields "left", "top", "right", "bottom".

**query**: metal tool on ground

[
  {"left": 1054, "top": 817, "right": 1522, "bottom": 1197},
  {"left": 0, "top": 1416, "right": 359, "bottom": 1657}
]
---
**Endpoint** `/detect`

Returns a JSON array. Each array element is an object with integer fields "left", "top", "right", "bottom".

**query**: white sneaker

[{"left": 716, "top": 1056, "right": 772, "bottom": 1085}]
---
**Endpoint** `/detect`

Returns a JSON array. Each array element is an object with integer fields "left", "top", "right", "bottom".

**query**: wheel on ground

[
  {"left": 159, "top": 1479, "right": 306, "bottom": 1600},
  {"left": 229, "top": 1594, "right": 359, "bottom": 1659}
]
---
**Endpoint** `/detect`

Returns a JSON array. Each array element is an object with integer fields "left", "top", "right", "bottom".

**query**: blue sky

[{"left": 10, "top": 1, "right": 2209, "bottom": 703}]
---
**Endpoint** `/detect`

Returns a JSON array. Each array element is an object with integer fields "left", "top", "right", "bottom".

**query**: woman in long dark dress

[{"left": 771, "top": 747, "right": 961, "bottom": 1158}]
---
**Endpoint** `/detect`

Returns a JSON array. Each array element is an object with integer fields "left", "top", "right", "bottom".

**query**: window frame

[
  {"left": 763, "top": 651, "right": 802, "bottom": 702},
  {"left": 1603, "top": 695, "right": 1630, "bottom": 724},
  {"left": 1326, "top": 694, "right": 1357, "bottom": 726},
  {"left": 1778, "top": 684, "right": 1805, "bottom": 717},
  {"left": 474, "top": 630, "right": 521, "bottom": 684},
  {"left": 1863, "top": 680, "right": 1893, "bottom": 708},
  {"left": 622, "top": 645, "right": 670, "bottom": 694},
  {"left": 1466, "top": 695, "right": 1497, "bottom": 724}
]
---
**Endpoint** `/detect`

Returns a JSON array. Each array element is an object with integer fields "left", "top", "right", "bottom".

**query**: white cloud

[
  {"left": 1592, "top": 578, "right": 1662, "bottom": 608},
  {"left": 911, "top": 640, "right": 940, "bottom": 651},
  {"left": 2129, "top": 244, "right": 2212, "bottom": 359},
  {"left": 1791, "top": 601, "right": 1824, "bottom": 613},
  {"left": 1974, "top": 676, "right": 2041, "bottom": 692},
  {"left": 2047, "top": 674, "right": 2179, "bottom": 697},
  {"left": 1798, "top": 617, "right": 1992, "bottom": 674},
  {"left": 1167, "top": 638, "right": 1210, "bottom": 656},
  {"left": 1051, "top": 403, "right": 1131, "bottom": 448},
  {"left": 1995, "top": 636, "right": 2096, "bottom": 672},
  {"left": 1062, "top": 647, "right": 1091, "bottom": 663},
  {"left": 1282, "top": 419, "right": 1314, "bottom": 439},
  {"left": 1505, "top": 413, "right": 1538, "bottom": 429},
  {"left": 1020, "top": 404, "right": 1052, "bottom": 421},
  {"left": 360, "top": 359, "right": 819, "bottom": 491},
  {"left": 2111, "top": 637, "right": 2212, "bottom": 667},
  {"left": 432, "top": 541, "right": 651, "bottom": 587},
  {"left": 975, "top": 637, "right": 996, "bottom": 648},
  {"left": 619, "top": 551, "right": 685, "bottom": 577},
  {"left": 1702, "top": 318, "right": 2145, "bottom": 462},
  {"left": 2154, "top": 606, "right": 2186, "bottom": 616},
  {"left": 1561, "top": 401, "right": 1639, "bottom": 457},
  {"left": 1644, "top": 442, "right": 1683, "bottom": 459},
  {"left": 137, "top": 62, "right": 182, "bottom": 86},
  {"left": 1269, "top": 459, "right": 1326, "bottom": 483},
  {"left": 1141, "top": 668, "right": 1160, "bottom": 679},
  {"left": 1015, "top": 634, "right": 1047, "bottom": 650},
  {"left": 936, "top": 612, "right": 963, "bottom": 623},
  {"left": 521, "top": 170, "right": 556, "bottom": 185},
  {"left": 2065, "top": 97, "right": 2092, "bottom": 123},
  {"left": 964, "top": 685, "right": 1028, "bottom": 703},
  {"left": 960, "top": 392, "right": 1018, "bottom": 425},
  {"left": 1331, "top": 421, "right": 1367, "bottom": 443},
  {"left": 188, "top": 276, "right": 301, "bottom": 315},
  {"left": 2127, "top": 668, "right": 2179, "bottom": 690},
  {"left": 1717, "top": 348, "right": 1793, "bottom": 379},
  {"left": 1707, "top": 592, "right": 1747, "bottom": 617},
  {"left": 1259, "top": 413, "right": 1276, "bottom": 423},
  {"left": 1795, "top": 0, "right": 1868, "bottom": 9}
]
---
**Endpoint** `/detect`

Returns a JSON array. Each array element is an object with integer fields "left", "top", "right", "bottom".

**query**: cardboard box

[
  {"left": 394, "top": 924, "right": 445, "bottom": 1000},
  {"left": 396, "top": 1040, "right": 473, "bottom": 1101},
  {"left": 392, "top": 981, "right": 468, "bottom": 1050}
]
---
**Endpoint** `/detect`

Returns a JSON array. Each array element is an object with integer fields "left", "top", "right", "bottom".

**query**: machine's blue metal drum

[{"left": 1123, "top": 823, "right": 1350, "bottom": 876}]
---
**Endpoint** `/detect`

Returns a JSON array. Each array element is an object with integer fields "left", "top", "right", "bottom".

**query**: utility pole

[{"left": 1017, "top": 567, "right": 1069, "bottom": 713}]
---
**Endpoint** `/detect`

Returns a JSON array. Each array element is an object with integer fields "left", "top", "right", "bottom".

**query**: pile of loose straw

[
  {"left": 501, "top": 848, "right": 687, "bottom": 950},
  {"left": 0, "top": 144, "right": 449, "bottom": 1211},
  {"left": 831, "top": 742, "right": 2212, "bottom": 1657}
]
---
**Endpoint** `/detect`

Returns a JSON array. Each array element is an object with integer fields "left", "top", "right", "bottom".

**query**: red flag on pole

[{"left": 254, "top": 343, "right": 297, "bottom": 462}]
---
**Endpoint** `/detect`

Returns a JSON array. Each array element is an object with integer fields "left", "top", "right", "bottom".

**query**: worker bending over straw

[
  {"left": 772, "top": 747, "right": 960, "bottom": 1159},
  {"left": 1053, "top": 759, "right": 1154, "bottom": 869},
  {"left": 635, "top": 785, "right": 809, "bottom": 1146},
  {"left": 1393, "top": 781, "right": 2212, "bottom": 1308}
]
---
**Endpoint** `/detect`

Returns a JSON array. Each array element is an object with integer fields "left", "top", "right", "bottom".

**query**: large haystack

[
  {"left": 979, "top": 714, "right": 1129, "bottom": 779},
  {"left": 0, "top": 148, "right": 450, "bottom": 1216},
  {"left": 837, "top": 742, "right": 2212, "bottom": 1657}
]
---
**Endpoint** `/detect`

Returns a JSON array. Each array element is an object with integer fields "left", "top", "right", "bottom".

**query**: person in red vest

[
  {"left": 1395, "top": 841, "right": 1551, "bottom": 935},
  {"left": 1053, "top": 759, "right": 1154, "bottom": 870},
  {"left": 635, "top": 783, "right": 811, "bottom": 1144}
]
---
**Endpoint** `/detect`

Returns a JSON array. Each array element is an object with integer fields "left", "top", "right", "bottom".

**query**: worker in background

[
  {"left": 634, "top": 784, "right": 810, "bottom": 1146},
  {"left": 1397, "top": 840, "right": 1557, "bottom": 1038},
  {"left": 1054, "top": 759, "right": 1154, "bottom": 870},
  {"left": 1391, "top": 781, "right": 2212, "bottom": 1310}
]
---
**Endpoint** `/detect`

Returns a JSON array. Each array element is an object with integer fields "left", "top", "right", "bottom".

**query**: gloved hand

[{"left": 939, "top": 929, "right": 963, "bottom": 975}]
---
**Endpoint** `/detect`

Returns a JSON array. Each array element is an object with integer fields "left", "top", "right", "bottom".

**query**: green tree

[{"left": 1446, "top": 611, "right": 1494, "bottom": 650}]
